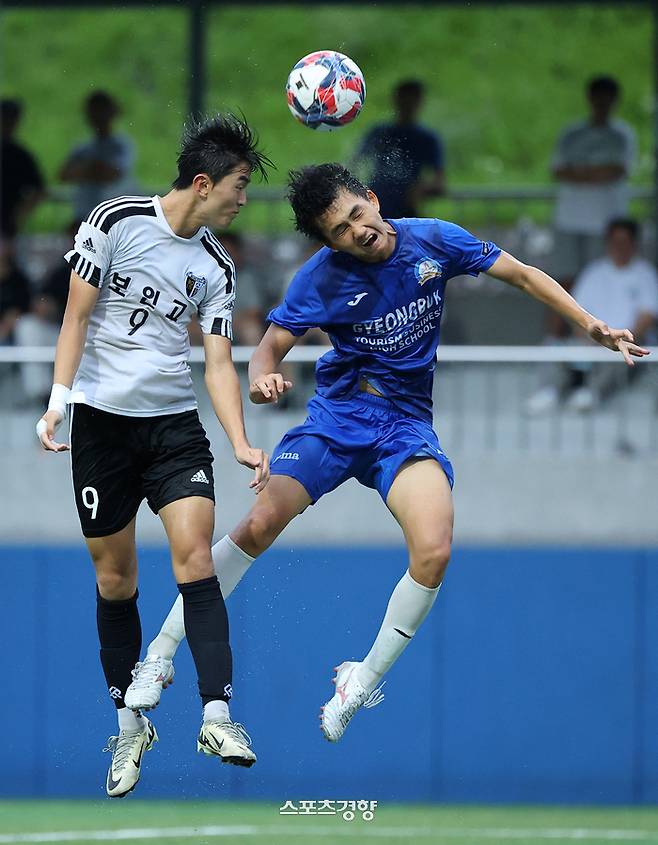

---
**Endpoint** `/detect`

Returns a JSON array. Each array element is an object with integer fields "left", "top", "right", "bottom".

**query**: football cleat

[
  {"left": 104, "top": 718, "right": 158, "bottom": 798},
  {"left": 124, "top": 655, "right": 174, "bottom": 711},
  {"left": 197, "top": 719, "right": 257, "bottom": 767},
  {"left": 320, "top": 661, "right": 385, "bottom": 742}
]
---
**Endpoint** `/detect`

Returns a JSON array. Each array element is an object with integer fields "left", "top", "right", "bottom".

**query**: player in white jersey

[{"left": 36, "top": 115, "right": 272, "bottom": 797}]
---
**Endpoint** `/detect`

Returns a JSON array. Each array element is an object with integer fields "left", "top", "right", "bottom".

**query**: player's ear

[
  {"left": 192, "top": 173, "right": 212, "bottom": 200},
  {"left": 366, "top": 190, "right": 380, "bottom": 211}
]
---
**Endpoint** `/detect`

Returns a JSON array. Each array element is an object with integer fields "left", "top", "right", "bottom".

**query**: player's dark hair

[
  {"left": 173, "top": 113, "right": 272, "bottom": 189},
  {"left": 606, "top": 217, "right": 639, "bottom": 241},
  {"left": 587, "top": 75, "right": 620, "bottom": 99},
  {"left": 287, "top": 163, "right": 369, "bottom": 240}
]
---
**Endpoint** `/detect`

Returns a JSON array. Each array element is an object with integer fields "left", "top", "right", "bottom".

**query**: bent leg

[
  {"left": 358, "top": 459, "right": 454, "bottom": 690},
  {"left": 386, "top": 457, "right": 454, "bottom": 588},
  {"left": 87, "top": 519, "right": 142, "bottom": 713},
  {"left": 229, "top": 474, "right": 312, "bottom": 556},
  {"left": 145, "top": 475, "right": 311, "bottom": 660}
]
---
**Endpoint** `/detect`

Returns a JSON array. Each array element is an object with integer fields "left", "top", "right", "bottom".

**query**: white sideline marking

[{"left": 0, "top": 824, "right": 657, "bottom": 843}]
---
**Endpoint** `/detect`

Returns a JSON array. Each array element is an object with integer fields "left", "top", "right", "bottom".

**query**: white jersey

[
  {"left": 64, "top": 195, "right": 235, "bottom": 417},
  {"left": 572, "top": 256, "right": 658, "bottom": 330}
]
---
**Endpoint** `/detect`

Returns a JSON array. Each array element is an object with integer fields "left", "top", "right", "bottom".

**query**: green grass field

[
  {"left": 3, "top": 5, "right": 653, "bottom": 189},
  {"left": 2, "top": 801, "right": 658, "bottom": 844},
  {"left": 2, "top": 5, "right": 654, "bottom": 232}
]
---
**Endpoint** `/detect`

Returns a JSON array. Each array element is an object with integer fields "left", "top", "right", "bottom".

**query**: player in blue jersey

[{"left": 127, "top": 164, "right": 649, "bottom": 741}]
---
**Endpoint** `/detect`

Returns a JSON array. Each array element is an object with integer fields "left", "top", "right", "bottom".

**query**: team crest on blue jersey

[
  {"left": 414, "top": 258, "right": 443, "bottom": 286},
  {"left": 186, "top": 272, "right": 207, "bottom": 300}
]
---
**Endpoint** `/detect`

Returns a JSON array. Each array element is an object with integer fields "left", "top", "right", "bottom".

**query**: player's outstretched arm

[
  {"left": 203, "top": 333, "right": 270, "bottom": 493},
  {"left": 486, "top": 252, "right": 651, "bottom": 365},
  {"left": 36, "top": 270, "right": 99, "bottom": 452},
  {"left": 248, "top": 324, "right": 297, "bottom": 404}
]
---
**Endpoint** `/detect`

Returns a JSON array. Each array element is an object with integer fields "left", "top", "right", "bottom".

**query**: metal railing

[
  {"left": 30, "top": 185, "right": 655, "bottom": 237},
  {"left": 1, "top": 343, "right": 656, "bottom": 364},
  {"left": 2, "top": 345, "right": 656, "bottom": 457}
]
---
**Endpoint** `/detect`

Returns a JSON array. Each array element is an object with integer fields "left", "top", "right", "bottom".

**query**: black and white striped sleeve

[
  {"left": 198, "top": 232, "right": 236, "bottom": 339},
  {"left": 64, "top": 214, "right": 113, "bottom": 288},
  {"left": 210, "top": 316, "right": 233, "bottom": 340}
]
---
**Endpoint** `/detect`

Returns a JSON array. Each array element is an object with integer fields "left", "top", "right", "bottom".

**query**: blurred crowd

[
  {"left": 1, "top": 75, "right": 656, "bottom": 412},
  {"left": 526, "top": 75, "right": 657, "bottom": 413}
]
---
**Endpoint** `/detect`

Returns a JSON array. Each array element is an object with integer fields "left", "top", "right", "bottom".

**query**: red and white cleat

[
  {"left": 124, "top": 655, "right": 174, "bottom": 711},
  {"left": 319, "top": 661, "right": 384, "bottom": 742}
]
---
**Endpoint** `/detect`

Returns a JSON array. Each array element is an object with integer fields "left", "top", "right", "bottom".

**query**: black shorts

[{"left": 70, "top": 404, "right": 215, "bottom": 538}]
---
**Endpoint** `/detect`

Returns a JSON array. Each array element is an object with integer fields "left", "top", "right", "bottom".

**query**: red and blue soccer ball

[{"left": 286, "top": 50, "right": 366, "bottom": 131}]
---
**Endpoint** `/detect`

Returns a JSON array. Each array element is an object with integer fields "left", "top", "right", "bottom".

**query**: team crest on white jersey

[
  {"left": 414, "top": 258, "right": 442, "bottom": 286},
  {"left": 186, "top": 272, "right": 207, "bottom": 301}
]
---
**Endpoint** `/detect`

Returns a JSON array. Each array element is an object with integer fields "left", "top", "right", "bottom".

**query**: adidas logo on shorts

[
  {"left": 190, "top": 469, "right": 209, "bottom": 484},
  {"left": 82, "top": 237, "right": 96, "bottom": 254}
]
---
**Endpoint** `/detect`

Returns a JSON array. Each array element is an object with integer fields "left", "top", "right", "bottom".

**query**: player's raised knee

[
  {"left": 410, "top": 540, "right": 451, "bottom": 588},
  {"left": 240, "top": 504, "right": 287, "bottom": 551}
]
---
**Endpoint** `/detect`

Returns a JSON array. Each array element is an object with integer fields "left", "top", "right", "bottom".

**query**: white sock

[
  {"left": 146, "top": 597, "right": 185, "bottom": 660},
  {"left": 203, "top": 699, "right": 230, "bottom": 723},
  {"left": 146, "top": 535, "right": 255, "bottom": 660},
  {"left": 357, "top": 570, "right": 440, "bottom": 692},
  {"left": 118, "top": 707, "right": 145, "bottom": 732},
  {"left": 212, "top": 534, "right": 255, "bottom": 599}
]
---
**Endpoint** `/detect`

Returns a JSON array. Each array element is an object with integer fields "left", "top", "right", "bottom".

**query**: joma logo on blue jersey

[
  {"left": 353, "top": 290, "right": 442, "bottom": 336},
  {"left": 273, "top": 452, "right": 300, "bottom": 463}
]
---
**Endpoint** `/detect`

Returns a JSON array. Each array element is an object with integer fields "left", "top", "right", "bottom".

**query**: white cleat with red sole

[
  {"left": 319, "top": 661, "right": 384, "bottom": 742},
  {"left": 124, "top": 655, "right": 174, "bottom": 711}
]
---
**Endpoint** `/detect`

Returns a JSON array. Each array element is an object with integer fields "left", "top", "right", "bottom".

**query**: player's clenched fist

[{"left": 249, "top": 373, "right": 293, "bottom": 404}]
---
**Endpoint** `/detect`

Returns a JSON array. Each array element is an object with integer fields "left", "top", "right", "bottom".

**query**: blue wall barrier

[{"left": 2, "top": 544, "right": 657, "bottom": 804}]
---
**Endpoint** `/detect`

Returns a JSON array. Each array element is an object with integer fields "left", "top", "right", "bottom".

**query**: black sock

[
  {"left": 96, "top": 588, "right": 142, "bottom": 710},
  {"left": 178, "top": 576, "right": 233, "bottom": 706}
]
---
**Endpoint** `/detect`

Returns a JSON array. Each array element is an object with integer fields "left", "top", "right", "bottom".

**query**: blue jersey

[{"left": 268, "top": 218, "right": 501, "bottom": 422}]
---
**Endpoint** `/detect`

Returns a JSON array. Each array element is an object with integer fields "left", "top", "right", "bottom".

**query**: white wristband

[{"left": 47, "top": 383, "right": 71, "bottom": 419}]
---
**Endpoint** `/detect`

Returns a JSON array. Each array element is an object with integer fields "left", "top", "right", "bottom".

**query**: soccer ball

[{"left": 286, "top": 50, "right": 366, "bottom": 131}]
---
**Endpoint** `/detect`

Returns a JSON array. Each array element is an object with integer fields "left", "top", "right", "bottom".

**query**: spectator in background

[
  {"left": 224, "top": 232, "right": 282, "bottom": 346},
  {"left": 353, "top": 80, "right": 445, "bottom": 218},
  {"left": 0, "top": 239, "right": 31, "bottom": 345},
  {"left": 59, "top": 90, "right": 135, "bottom": 222},
  {"left": 186, "top": 234, "right": 283, "bottom": 348},
  {"left": 549, "top": 75, "right": 636, "bottom": 335},
  {"left": 527, "top": 218, "right": 657, "bottom": 414},
  {"left": 1, "top": 99, "right": 45, "bottom": 241},
  {"left": 14, "top": 223, "right": 75, "bottom": 402}
]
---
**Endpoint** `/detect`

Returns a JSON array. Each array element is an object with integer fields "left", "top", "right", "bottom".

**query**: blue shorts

[{"left": 270, "top": 392, "right": 454, "bottom": 504}]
